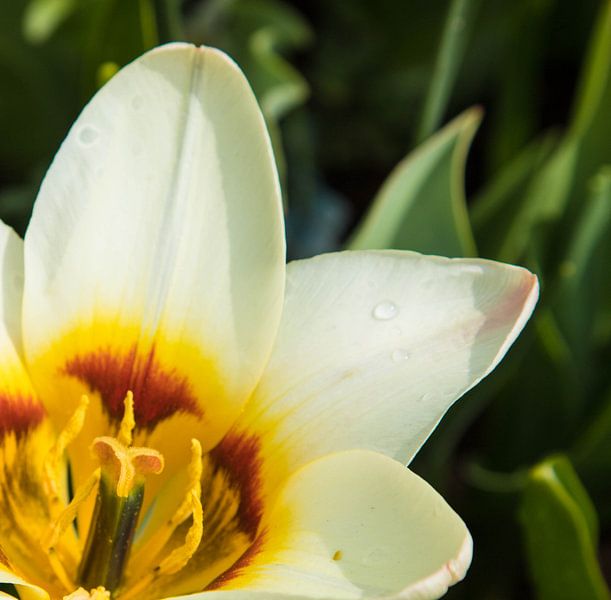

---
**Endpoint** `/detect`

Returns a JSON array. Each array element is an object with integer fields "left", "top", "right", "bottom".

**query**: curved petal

[
  {"left": 208, "top": 449, "right": 471, "bottom": 599},
  {"left": 0, "top": 564, "right": 50, "bottom": 600},
  {"left": 232, "top": 250, "right": 538, "bottom": 499},
  {"left": 0, "top": 223, "right": 72, "bottom": 598},
  {"left": 22, "top": 44, "right": 286, "bottom": 495}
]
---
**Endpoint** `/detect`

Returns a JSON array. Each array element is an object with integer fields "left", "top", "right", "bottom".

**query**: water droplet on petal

[
  {"left": 78, "top": 125, "right": 99, "bottom": 146},
  {"left": 372, "top": 301, "right": 398, "bottom": 321},
  {"left": 392, "top": 349, "right": 409, "bottom": 363}
]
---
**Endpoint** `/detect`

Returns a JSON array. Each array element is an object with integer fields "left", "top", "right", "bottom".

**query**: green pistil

[{"left": 77, "top": 474, "right": 144, "bottom": 594}]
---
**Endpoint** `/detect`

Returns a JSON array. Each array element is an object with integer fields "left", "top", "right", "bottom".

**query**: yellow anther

[
  {"left": 157, "top": 491, "right": 204, "bottom": 575},
  {"left": 130, "top": 439, "right": 203, "bottom": 576},
  {"left": 44, "top": 395, "right": 90, "bottom": 500},
  {"left": 117, "top": 391, "right": 135, "bottom": 447},
  {"left": 92, "top": 437, "right": 164, "bottom": 498},
  {"left": 64, "top": 586, "right": 110, "bottom": 600},
  {"left": 44, "top": 470, "right": 101, "bottom": 551},
  {"left": 172, "top": 439, "right": 203, "bottom": 525}
]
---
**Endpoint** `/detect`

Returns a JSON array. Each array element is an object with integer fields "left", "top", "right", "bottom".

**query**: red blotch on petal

[
  {"left": 205, "top": 531, "right": 267, "bottom": 590},
  {"left": 63, "top": 345, "right": 202, "bottom": 430},
  {"left": 209, "top": 431, "right": 264, "bottom": 539},
  {"left": 0, "top": 394, "right": 45, "bottom": 440}
]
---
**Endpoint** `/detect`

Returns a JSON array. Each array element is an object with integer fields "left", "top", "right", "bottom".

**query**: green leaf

[
  {"left": 471, "top": 132, "right": 557, "bottom": 258},
  {"left": 490, "top": 0, "right": 611, "bottom": 265},
  {"left": 23, "top": 0, "right": 77, "bottom": 43},
  {"left": 519, "top": 455, "right": 610, "bottom": 600},
  {"left": 554, "top": 168, "right": 611, "bottom": 365},
  {"left": 572, "top": 385, "right": 611, "bottom": 488},
  {"left": 496, "top": 137, "right": 579, "bottom": 263},
  {"left": 415, "top": 0, "right": 480, "bottom": 143},
  {"left": 348, "top": 107, "right": 479, "bottom": 256}
]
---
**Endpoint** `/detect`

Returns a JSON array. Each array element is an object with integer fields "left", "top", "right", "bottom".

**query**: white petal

[
  {"left": 21, "top": 44, "right": 285, "bottom": 489},
  {"left": 234, "top": 250, "right": 537, "bottom": 496},
  {"left": 0, "top": 221, "right": 24, "bottom": 359},
  {"left": 208, "top": 449, "right": 471, "bottom": 599}
]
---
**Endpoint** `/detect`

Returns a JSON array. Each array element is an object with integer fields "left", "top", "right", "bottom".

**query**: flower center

[
  {"left": 77, "top": 394, "right": 164, "bottom": 593},
  {"left": 42, "top": 393, "right": 204, "bottom": 599}
]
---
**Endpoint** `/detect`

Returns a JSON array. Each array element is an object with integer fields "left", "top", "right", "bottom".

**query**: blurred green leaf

[
  {"left": 488, "top": 0, "right": 611, "bottom": 265},
  {"left": 348, "top": 108, "right": 479, "bottom": 256},
  {"left": 496, "top": 138, "right": 579, "bottom": 263},
  {"left": 23, "top": 0, "right": 77, "bottom": 43},
  {"left": 471, "top": 132, "right": 557, "bottom": 258},
  {"left": 519, "top": 455, "right": 610, "bottom": 600},
  {"left": 554, "top": 168, "right": 611, "bottom": 367},
  {"left": 572, "top": 385, "right": 611, "bottom": 489},
  {"left": 416, "top": 0, "right": 479, "bottom": 143}
]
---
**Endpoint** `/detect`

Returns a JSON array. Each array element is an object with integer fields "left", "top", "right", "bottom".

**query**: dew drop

[
  {"left": 372, "top": 300, "right": 398, "bottom": 321},
  {"left": 392, "top": 349, "right": 409, "bottom": 363},
  {"left": 131, "top": 95, "right": 144, "bottom": 110},
  {"left": 78, "top": 125, "right": 99, "bottom": 146}
]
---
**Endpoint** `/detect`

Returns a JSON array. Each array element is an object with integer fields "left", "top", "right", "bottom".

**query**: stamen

[
  {"left": 156, "top": 491, "right": 204, "bottom": 575},
  {"left": 130, "top": 439, "right": 202, "bottom": 569},
  {"left": 44, "top": 470, "right": 101, "bottom": 551},
  {"left": 64, "top": 586, "right": 110, "bottom": 600},
  {"left": 174, "top": 439, "right": 204, "bottom": 521},
  {"left": 121, "top": 491, "right": 204, "bottom": 600},
  {"left": 41, "top": 396, "right": 91, "bottom": 586},
  {"left": 117, "top": 391, "right": 135, "bottom": 447},
  {"left": 44, "top": 395, "right": 90, "bottom": 504}
]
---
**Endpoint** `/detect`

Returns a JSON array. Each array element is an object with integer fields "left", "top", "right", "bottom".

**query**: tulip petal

[
  {"left": 0, "top": 564, "right": 50, "bottom": 600},
  {"left": 0, "top": 223, "right": 73, "bottom": 598},
  {"left": 232, "top": 250, "right": 537, "bottom": 499},
  {"left": 207, "top": 449, "right": 471, "bottom": 599},
  {"left": 22, "top": 44, "right": 285, "bottom": 495}
]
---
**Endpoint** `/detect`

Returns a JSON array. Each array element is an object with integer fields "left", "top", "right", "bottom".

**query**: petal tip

[{"left": 398, "top": 532, "right": 473, "bottom": 599}]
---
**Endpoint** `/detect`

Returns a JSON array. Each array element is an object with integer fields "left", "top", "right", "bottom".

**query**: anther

[
  {"left": 130, "top": 439, "right": 202, "bottom": 573},
  {"left": 64, "top": 586, "right": 110, "bottom": 600},
  {"left": 156, "top": 491, "right": 203, "bottom": 575},
  {"left": 44, "top": 470, "right": 101, "bottom": 551},
  {"left": 44, "top": 395, "right": 90, "bottom": 504}
]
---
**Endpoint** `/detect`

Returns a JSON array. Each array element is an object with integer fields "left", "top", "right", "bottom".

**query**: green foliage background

[{"left": 1, "top": 0, "right": 611, "bottom": 598}]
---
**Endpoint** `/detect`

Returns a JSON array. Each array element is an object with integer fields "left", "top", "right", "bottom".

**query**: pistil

[{"left": 76, "top": 394, "right": 164, "bottom": 594}]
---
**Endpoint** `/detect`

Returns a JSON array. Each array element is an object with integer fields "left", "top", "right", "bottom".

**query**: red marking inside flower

[
  {"left": 63, "top": 345, "right": 202, "bottom": 430},
  {"left": 206, "top": 531, "right": 267, "bottom": 590},
  {"left": 0, "top": 394, "right": 45, "bottom": 440},
  {"left": 209, "top": 432, "right": 263, "bottom": 539}
]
